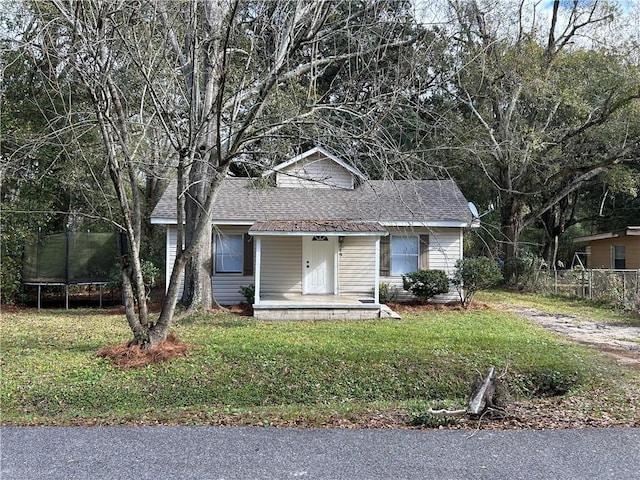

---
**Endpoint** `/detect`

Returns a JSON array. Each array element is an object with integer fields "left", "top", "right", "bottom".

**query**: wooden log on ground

[
  {"left": 427, "top": 365, "right": 501, "bottom": 418},
  {"left": 467, "top": 366, "right": 496, "bottom": 415}
]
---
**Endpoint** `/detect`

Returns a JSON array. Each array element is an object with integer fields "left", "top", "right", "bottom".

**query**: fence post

[{"left": 589, "top": 270, "right": 593, "bottom": 300}]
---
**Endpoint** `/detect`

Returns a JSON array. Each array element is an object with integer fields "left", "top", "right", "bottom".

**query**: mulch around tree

[{"left": 97, "top": 333, "right": 191, "bottom": 368}]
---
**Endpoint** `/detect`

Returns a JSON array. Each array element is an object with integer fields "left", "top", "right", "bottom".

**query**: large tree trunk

[
  {"left": 181, "top": 155, "right": 215, "bottom": 311},
  {"left": 149, "top": 167, "right": 229, "bottom": 346},
  {"left": 500, "top": 197, "right": 523, "bottom": 282},
  {"left": 181, "top": 239, "right": 213, "bottom": 310}
]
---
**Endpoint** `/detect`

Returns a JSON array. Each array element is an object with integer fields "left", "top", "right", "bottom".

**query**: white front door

[{"left": 303, "top": 236, "right": 335, "bottom": 294}]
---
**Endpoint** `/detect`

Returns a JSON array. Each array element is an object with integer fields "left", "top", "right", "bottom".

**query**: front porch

[
  {"left": 253, "top": 293, "right": 381, "bottom": 320},
  {"left": 249, "top": 220, "right": 389, "bottom": 320}
]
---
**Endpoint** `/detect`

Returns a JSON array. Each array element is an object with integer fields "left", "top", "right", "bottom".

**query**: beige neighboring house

[
  {"left": 574, "top": 226, "right": 640, "bottom": 269},
  {"left": 151, "top": 147, "right": 477, "bottom": 320}
]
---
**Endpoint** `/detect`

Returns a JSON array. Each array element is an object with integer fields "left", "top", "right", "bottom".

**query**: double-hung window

[
  {"left": 613, "top": 245, "right": 626, "bottom": 269},
  {"left": 390, "top": 236, "right": 420, "bottom": 276},
  {"left": 215, "top": 234, "right": 244, "bottom": 273},
  {"left": 380, "top": 234, "right": 428, "bottom": 276}
]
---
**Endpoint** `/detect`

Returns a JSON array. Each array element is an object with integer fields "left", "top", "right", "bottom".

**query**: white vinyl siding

[
  {"left": 167, "top": 226, "right": 252, "bottom": 303},
  {"left": 212, "top": 276, "right": 254, "bottom": 304},
  {"left": 165, "top": 224, "right": 464, "bottom": 305},
  {"left": 338, "top": 236, "right": 377, "bottom": 295},
  {"left": 381, "top": 227, "right": 462, "bottom": 302},
  {"left": 165, "top": 226, "right": 185, "bottom": 296},
  {"left": 276, "top": 155, "right": 354, "bottom": 189},
  {"left": 259, "top": 236, "right": 302, "bottom": 294}
]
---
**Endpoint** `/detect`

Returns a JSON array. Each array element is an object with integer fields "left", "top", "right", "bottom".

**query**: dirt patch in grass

[{"left": 97, "top": 333, "right": 191, "bottom": 368}]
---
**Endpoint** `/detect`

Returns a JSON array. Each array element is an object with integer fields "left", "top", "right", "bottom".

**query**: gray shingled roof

[
  {"left": 250, "top": 220, "right": 386, "bottom": 233},
  {"left": 151, "top": 178, "right": 473, "bottom": 225}
]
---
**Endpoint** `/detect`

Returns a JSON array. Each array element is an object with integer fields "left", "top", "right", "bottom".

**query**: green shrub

[
  {"left": 502, "top": 252, "right": 548, "bottom": 289},
  {"left": 402, "top": 270, "right": 449, "bottom": 303},
  {"left": 502, "top": 256, "right": 526, "bottom": 285},
  {"left": 375, "top": 282, "right": 399, "bottom": 303},
  {"left": 452, "top": 257, "right": 503, "bottom": 308},
  {"left": 0, "top": 255, "right": 21, "bottom": 304},
  {"left": 239, "top": 284, "right": 255, "bottom": 304}
]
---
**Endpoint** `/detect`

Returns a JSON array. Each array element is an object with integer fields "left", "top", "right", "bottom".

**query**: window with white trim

[
  {"left": 391, "top": 236, "right": 419, "bottom": 275},
  {"left": 215, "top": 234, "right": 244, "bottom": 273}
]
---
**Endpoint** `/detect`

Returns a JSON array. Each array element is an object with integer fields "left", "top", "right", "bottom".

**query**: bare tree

[
  {"left": 430, "top": 0, "right": 640, "bottom": 272},
  {"left": 28, "top": 0, "right": 422, "bottom": 346}
]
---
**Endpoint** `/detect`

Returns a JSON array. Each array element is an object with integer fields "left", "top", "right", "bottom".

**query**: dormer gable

[{"left": 263, "top": 147, "right": 367, "bottom": 189}]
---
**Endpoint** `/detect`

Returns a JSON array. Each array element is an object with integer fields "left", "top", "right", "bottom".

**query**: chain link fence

[{"left": 536, "top": 269, "right": 640, "bottom": 312}]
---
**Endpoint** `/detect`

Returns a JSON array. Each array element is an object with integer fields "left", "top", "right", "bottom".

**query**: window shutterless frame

[
  {"left": 214, "top": 234, "right": 244, "bottom": 273},
  {"left": 613, "top": 245, "right": 626, "bottom": 269}
]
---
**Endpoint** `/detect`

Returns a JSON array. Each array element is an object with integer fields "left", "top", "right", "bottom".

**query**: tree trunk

[
  {"left": 181, "top": 239, "right": 213, "bottom": 310},
  {"left": 147, "top": 245, "right": 190, "bottom": 347},
  {"left": 500, "top": 197, "right": 523, "bottom": 282},
  {"left": 121, "top": 265, "right": 148, "bottom": 345},
  {"left": 181, "top": 154, "right": 215, "bottom": 311}
]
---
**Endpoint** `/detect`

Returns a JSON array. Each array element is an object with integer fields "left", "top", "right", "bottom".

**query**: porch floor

[{"left": 253, "top": 293, "right": 382, "bottom": 321}]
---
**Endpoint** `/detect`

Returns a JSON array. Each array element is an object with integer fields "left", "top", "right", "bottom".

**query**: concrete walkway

[{"left": 2, "top": 426, "right": 639, "bottom": 479}]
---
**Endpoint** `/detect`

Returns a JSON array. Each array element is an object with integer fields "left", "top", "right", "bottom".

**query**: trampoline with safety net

[{"left": 21, "top": 231, "right": 124, "bottom": 309}]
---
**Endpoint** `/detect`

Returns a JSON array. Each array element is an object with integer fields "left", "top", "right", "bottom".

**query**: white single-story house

[{"left": 151, "top": 147, "right": 477, "bottom": 320}]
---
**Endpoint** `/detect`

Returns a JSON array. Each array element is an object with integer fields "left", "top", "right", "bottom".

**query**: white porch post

[
  {"left": 334, "top": 236, "right": 340, "bottom": 295},
  {"left": 374, "top": 236, "right": 381, "bottom": 303},
  {"left": 254, "top": 236, "right": 262, "bottom": 305}
]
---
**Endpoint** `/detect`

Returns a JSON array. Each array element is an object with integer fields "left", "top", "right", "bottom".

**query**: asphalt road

[{"left": 2, "top": 426, "right": 639, "bottom": 479}]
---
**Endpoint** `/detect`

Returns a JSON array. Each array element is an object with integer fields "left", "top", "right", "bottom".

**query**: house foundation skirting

[{"left": 252, "top": 303, "right": 382, "bottom": 321}]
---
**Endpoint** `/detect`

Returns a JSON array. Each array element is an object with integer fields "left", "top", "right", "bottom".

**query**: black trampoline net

[{"left": 22, "top": 232, "right": 123, "bottom": 284}]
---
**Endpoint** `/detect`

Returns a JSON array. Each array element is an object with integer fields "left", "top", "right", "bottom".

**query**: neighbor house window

[
  {"left": 613, "top": 245, "right": 626, "bottom": 269},
  {"left": 390, "top": 236, "right": 419, "bottom": 276},
  {"left": 215, "top": 234, "right": 244, "bottom": 273}
]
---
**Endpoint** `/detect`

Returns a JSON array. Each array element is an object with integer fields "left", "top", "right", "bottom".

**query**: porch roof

[{"left": 248, "top": 220, "right": 386, "bottom": 236}]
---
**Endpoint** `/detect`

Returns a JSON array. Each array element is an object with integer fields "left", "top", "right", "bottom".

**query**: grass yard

[{"left": 1, "top": 298, "right": 638, "bottom": 428}]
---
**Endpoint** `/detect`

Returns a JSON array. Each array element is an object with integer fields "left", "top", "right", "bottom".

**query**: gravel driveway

[{"left": 507, "top": 306, "right": 640, "bottom": 370}]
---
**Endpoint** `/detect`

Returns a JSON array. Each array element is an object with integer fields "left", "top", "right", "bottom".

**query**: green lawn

[{"left": 0, "top": 300, "right": 636, "bottom": 426}]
